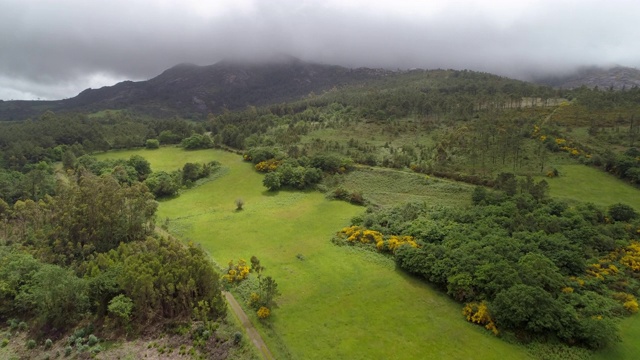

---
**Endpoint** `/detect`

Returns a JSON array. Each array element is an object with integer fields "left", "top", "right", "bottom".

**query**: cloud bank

[{"left": 1, "top": 0, "right": 639, "bottom": 100}]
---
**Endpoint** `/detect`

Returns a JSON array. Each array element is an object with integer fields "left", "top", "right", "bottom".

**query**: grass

[
  {"left": 330, "top": 166, "right": 473, "bottom": 208},
  {"left": 95, "top": 146, "right": 219, "bottom": 173},
  {"left": 592, "top": 314, "right": 640, "bottom": 360},
  {"left": 541, "top": 164, "right": 640, "bottom": 210},
  {"left": 99, "top": 146, "right": 531, "bottom": 359}
]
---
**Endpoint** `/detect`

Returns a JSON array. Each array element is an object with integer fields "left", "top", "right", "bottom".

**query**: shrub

[
  {"left": 26, "top": 339, "right": 36, "bottom": 349},
  {"left": 145, "top": 139, "right": 160, "bottom": 149},
  {"left": 108, "top": 294, "right": 134, "bottom": 325},
  {"left": 64, "top": 345, "right": 72, "bottom": 357},
  {"left": 87, "top": 334, "right": 99, "bottom": 346},
  {"left": 1, "top": 338, "right": 8, "bottom": 348},
  {"left": 45, "top": 338, "right": 53, "bottom": 349},
  {"left": 235, "top": 198, "right": 244, "bottom": 211},
  {"left": 18, "top": 321, "right": 27, "bottom": 331},
  {"left": 608, "top": 203, "right": 638, "bottom": 222},
  {"left": 257, "top": 306, "right": 271, "bottom": 319},
  {"left": 233, "top": 332, "right": 243, "bottom": 344}
]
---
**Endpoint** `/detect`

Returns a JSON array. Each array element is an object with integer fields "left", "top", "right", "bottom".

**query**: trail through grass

[{"left": 99, "top": 147, "right": 530, "bottom": 359}]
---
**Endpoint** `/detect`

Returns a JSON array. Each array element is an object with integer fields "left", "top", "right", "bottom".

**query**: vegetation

[{"left": 1, "top": 65, "right": 640, "bottom": 358}]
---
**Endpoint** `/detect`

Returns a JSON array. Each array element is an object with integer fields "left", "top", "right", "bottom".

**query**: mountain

[
  {"left": 535, "top": 66, "right": 640, "bottom": 90},
  {"left": 0, "top": 57, "right": 392, "bottom": 121}
]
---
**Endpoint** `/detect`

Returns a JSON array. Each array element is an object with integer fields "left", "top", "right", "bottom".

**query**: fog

[{"left": 1, "top": 0, "right": 639, "bottom": 100}]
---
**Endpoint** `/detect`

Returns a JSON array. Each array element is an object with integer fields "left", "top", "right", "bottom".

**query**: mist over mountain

[
  {"left": 535, "top": 66, "right": 640, "bottom": 90},
  {"left": 1, "top": 56, "right": 639, "bottom": 122}
]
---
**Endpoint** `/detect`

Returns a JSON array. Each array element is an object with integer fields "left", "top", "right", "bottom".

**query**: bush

[
  {"left": 1, "top": 338, "right": 8, "bottom": 348},
  {"left": 235, "top": 198, "right": 244, "bottom": 211},
  {"left": 64, "top": 345, "right": 72, "bottom": 357},
  {"left": 608, "top": 203, "right": 638, "bottom": 222},
  {"left": 45, "top": 338, "right": 53, "bottom": 349},
  {"left": 87, "top": 334, "right": 98, "bottom": 346},
  {"left": 18, "top": 322, "right": 27, "bottom": 331},
  {"left": 26, "top": 339, "right": 36, "bottom": 349},
  {"left": 257, "top": 306, "right": 271, "bottom": 319},
  {"left": 233, "top": 331, "right": 243, "bottom": 344},
  {"left": 145, "top": 139, "right": 160, "bottom": 149},
  {"left": 108, "top": 294, "right": 134, "bottom": 325}
]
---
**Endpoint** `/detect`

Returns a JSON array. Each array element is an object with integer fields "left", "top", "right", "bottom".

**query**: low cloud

[{"left": 1, "top": 0, "right": 639, "bottom": 100}]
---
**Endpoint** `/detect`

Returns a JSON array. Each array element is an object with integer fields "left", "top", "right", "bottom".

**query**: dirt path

[{"left": 223, "top": 291, "right": 275, "bottom": 360}]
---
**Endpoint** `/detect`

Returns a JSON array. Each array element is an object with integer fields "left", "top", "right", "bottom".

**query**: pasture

[{"left": 98, "top": 147, "right": 530, "bottom": 359}]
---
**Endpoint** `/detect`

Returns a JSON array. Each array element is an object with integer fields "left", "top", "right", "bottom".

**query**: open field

[
  {"left": 541, "top": 164, "right": 640, "bottom": 210},
  {"left": 98, "top": 147, "right": 530, "bottom": 359},
  {"left": 331, "top": 166, "right": 473, "bottom": 208}
]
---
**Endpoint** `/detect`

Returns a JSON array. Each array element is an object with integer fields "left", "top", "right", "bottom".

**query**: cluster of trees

[
  {"left": 339, "top": 174, "right": 640, "bottom": 349},
  {"left": 244, "top": 147, "right": 352, "bottom": 191},
  {"left": 0, "top": 170, "right": 226, "bottom": 337},
  {"left": 594, "top": 147, "right": 640, "bottom": 184}
]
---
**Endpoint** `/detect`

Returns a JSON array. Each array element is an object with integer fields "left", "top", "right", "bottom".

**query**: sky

[{"left": 1, "top": 0, "right": 639, "bottom": 100}]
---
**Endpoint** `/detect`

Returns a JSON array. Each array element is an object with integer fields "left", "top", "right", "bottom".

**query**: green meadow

[
  {"left": 98, "top": 147, "right": 530, "bottom": 359},
  {"left": 542, "top": 164, "right": 640, "bottom": 210}
]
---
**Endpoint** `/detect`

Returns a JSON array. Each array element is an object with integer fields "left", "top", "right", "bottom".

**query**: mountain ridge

[{"left": 0, "top": 58, "right": 393, "bottom": 120}]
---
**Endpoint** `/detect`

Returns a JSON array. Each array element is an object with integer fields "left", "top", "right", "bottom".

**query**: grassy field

[
  {"left": 331, "top": 166, "right": 473, "bottom": 208},
  {"left": 541, "top": 164, "right": 640, "bottom": 210},
  {"left": 98, "top": 146, "right": 530, "bottom": 359}
]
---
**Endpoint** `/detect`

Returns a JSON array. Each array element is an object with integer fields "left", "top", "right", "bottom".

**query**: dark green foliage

[
  {"left": 181, "top": 134, "right": 213, "bottom": 150},
  {"left": 263, "top": 171, "right": 282, "bottom": 191},
  {"left": 128, "top": 155, "right": 152, "bottom": 181},
  {"left": 87, "top": 237, "right": 226, "bottom": 322},
  {"left": 2, "top": 256, "right": 89, "bottom": 332},
  {"left": 158, "top": 130, "right": 183, "bottom": 145},
  {"left": 355, "top": 184, "right": 638, "bottom": 349},
  {"left": 26, "top": 339, "right": 36, "bottom": 349},
  {"left": 43, "top": 172, "right": 157, "bottom": 262},
  {"left": 145, "top": 171, "right": 180, "bottom": 198},
  {"left": 145, "top": 139, "right": 160, "bottom": 149},
  {"left": 607, "top": 203, "right": 638, "bottom": 222},
  {"left": 182, "top": 162, "right": 212, "bottom": 184},
  {"left": 244, "top": 147, "right": 283, "bottom": 164}
]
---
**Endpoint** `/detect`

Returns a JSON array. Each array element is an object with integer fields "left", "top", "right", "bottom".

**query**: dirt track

[{"left": 223, "top": 291, "right": 274, "bottom": 360}]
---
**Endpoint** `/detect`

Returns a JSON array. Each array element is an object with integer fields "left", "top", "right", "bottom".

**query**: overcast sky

[{"left": 1, "top": 0, "right": 639, "bottom": 100}]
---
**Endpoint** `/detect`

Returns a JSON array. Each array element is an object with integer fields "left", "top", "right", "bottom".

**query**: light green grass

[
  {"left": 99, "top": 147, "right": 530, "bottom": 359},
  {"left": 543, "top": 165, "right": 640, "bottom": 210},
  {"left": 94, "top": 146, "right": 221, "bottom": 173},
  {"left": 592, "top": 314, "right": 640, "bottom": 360}
]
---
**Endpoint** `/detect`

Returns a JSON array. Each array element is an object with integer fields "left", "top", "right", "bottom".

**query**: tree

[
  {"left": 608, "top": 203, "right": 638, "bottom": 222},
  {"left": 108, "top": 294, "right": 134, "bottom": 327},
  {"left": 145, "top": 171, "right": 180, "bottom": 198},
  {"left": 61, "top": 149, "right": 76, "bottom": 169},
  {"left": 145, "top": 139, "right": 160, "bottom": 149},
  {"left": 128, "top": 155, "right": 152, "bottom": 181},
  {"left": 16, "top": 264, "right": 89, "bottom": 331},
  {"left": 263, "top": 172, "right": 282, "bottom": 191},
  {"left": 491, "top": 284, "right": 560, "bottom": 333}
]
